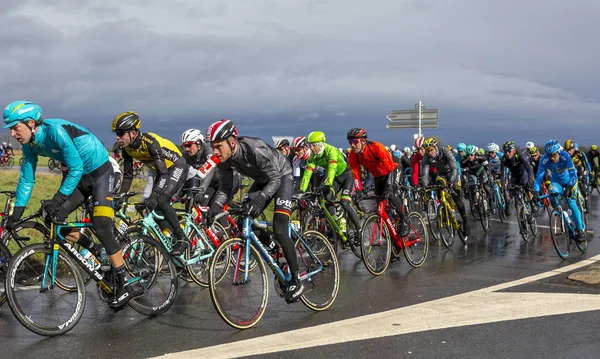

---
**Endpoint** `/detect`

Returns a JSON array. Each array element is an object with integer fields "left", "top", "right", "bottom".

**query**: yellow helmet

[
  {"left": 112, "top": 111, "right": 141, "bottom": 132},
  {"left": 423, "top": 137, "right": 437, "bottom": 150},
  {"left": 529, "top": 146, "right": 539, "bottom": 157},
  {"left": 564, "top": 139, "right": 575, "bottom": 150},
  {"left": 592, "top": 144, "right": 598, "bottom": 151}
]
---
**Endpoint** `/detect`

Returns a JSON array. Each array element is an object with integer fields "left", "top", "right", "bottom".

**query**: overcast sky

[{"left": 1, "top": 0, "right": 599, "bottom": 150}]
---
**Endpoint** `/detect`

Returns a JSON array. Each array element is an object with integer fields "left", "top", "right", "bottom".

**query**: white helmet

[
  {"left": 2, "top": 142, "right": 6, "bottom": 147},
  {"left": 526, "top": 141, "right": 535, "bottom": 149},
  {"left": 403, "top": 146, "right": 411, "bottom": 153},
  {"left": 487, "top": 142, "right": 499, "bottom": 152},
  {"left": 473, "top": 146, "right": 479, "bottom": 153},
  {"left": 390, "top": 144, "right": 397, "bottom": 151},
  {"left": 181, "top": 129, "right": 204, "bottom": 144},
  {"left": 385, "top": 146, "right": 390, "bottom": 152},
  {"left": 452, "top": 148, "right": 458, "bottom": 154}
]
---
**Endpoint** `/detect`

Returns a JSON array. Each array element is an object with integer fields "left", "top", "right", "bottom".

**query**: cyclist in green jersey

[{"left": 299, "top": 131, "right": 362, "bottom": 238}]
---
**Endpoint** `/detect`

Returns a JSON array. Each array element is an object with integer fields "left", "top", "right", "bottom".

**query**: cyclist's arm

[
  {"left": 563, "top": 154, "right": 578, "bottom": 187},
  {"left": 411, "top": 154, "right": 420, "bottom": 186},
  {"left": 146, "top": 135, "right": 170, "bottom": 194},
  {"left": 51, "top": 126, "right": 85, "bottom": 198},
  {"left": 14, "top": 146, "right": 39, "bottom": 207},
  {"left": 444, "top": 148, "right": 458, "bottom": 183},
  {"left": 119, "top": 150, "right": 134, "bottom": 194},
  {"left": 213, "top": 164, "right": 233, "bottom": 207},
  {"left": 324, "top": 149, "right": 338, "bottom": 187},
  {"left": 299, "top": 158, "right": 315, "bottom": 192},
  {"left": 420, "top": 155, "right": 430, "bottom": 187},
  {"left": 347, "top": 151, "right": 362, "bottom": 191}
]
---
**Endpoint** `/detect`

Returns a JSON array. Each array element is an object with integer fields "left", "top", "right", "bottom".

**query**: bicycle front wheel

[
  {"left": 550, "top": 212, "right": 569, "bottom": 260},
  {"left": 0, "top": 241, "right": 11, "bottom": 306},
  {"left": 360, "top": 214, "right": 391, "bottom": 276},
  {"left": 426, "top": 199, "right": 441, "bottom": 241},
  {"left": 297, "top": 230, "right": 339, "bottom": 311},
  {"left": 6, "top": 244, "right": 86, "bottom": 336},
  {"left": 209, "top": 238, "right": 268, "bottom": 329},
  {"left": 123, "top": 235, "right": 178, "bottom": 316},
  {"left": 437, "top": 204, "right": 454, "bottom": 249},
  {"left": 402, "top": 212, "right": 429, "bottom": 268},
  {"left": 6, "top": 157, "right": 14, "bottom": 167}
]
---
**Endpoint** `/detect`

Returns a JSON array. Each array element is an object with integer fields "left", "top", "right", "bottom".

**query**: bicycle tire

[
  {"left": 0, "top": 241, "right": 11, "bottom": 306},
  {"left": 186, "top": 225, "right": 231, "bottom": 287},
  {"left": 297, "top": 230, "right": 339, "bottom": 311},
  {"left": 6, "top": 243, "right": 86, "bottom": 336},
  {"left": 346, "top": 215, "right": 362, "bottom": 259},
  {"left": 304, "top": 209, "right": 338, "bottom": 254},
  {"left": 437, "top": 204, "right": 454, "bottom": 249},
  {"left": 2, "top": 219, "right": 49, "bottom": 249},
  {"left": 479, "top": 194, "right": 490, "bottom": 232},
  {"left": 7, "top": 157, "right": 14, "bottom": 167},
  {"left": 123, "top": 235, "right": 179, "bottom": 316},
  {"left": 550, "top": 211, "right": 569, "bottom": 260},
  {"left": 517, "top": 200, "right": 529, "bottom": 242},
  {"left": 48, "top": 158, "right": 55, "bottom": 171},
  {"left": 209, "top": 237, "right": 268, "bottom": 329},
  {"left": 426, "top": 199, "right": 441, "bottom": 241},
  {"left": 402, "top": 212, "right": 429, "bottom": 268},
  {"left": 359, "top": 214, "right": 391, "bottom": 276}
]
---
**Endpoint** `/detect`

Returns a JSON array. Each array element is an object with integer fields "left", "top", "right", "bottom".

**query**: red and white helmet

[
  {"left": 414, "top": 136, "right": 425, "bottom": 149},
  {"left": 206, "top": 119, "right": 238, "bottom": 142},
  {"left": 293, "top": 136, "right": 307, "bottom": 149}
]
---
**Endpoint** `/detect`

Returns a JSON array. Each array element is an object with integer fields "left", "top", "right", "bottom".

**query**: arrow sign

[{"left": 386, "top": 109, "right": 439, "bottom": 122}]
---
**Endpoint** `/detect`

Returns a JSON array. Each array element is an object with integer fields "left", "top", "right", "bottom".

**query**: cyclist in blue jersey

[
  {"left": 532, "top": 140, "right": 585, "bottom": 241},
  {"left": 3, "top": 100, "right": 142, "bottom": 310}
]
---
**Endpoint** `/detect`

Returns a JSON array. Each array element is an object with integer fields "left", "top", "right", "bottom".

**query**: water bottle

[
  {"left": 80, "top": 248, "right": 100, "bottom": 271},
  {"left": 99, "top": 247, "right": 110, "bottom": 272},
  {"left": 564, "top": 209, "right": 572, "bottom": 225},
  {"left": 339, "top": 217, "right": 347, "bottom": 234}
]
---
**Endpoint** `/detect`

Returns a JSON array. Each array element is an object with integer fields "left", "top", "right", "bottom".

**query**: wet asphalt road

[{"left": 1, "top": 195, "right": 600, "bottom": 358}]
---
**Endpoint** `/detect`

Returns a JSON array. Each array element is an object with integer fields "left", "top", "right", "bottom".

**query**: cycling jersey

[
  {"left": 17, "top": 119, "right": 109, "bottom": 207},
  {"left": 533, "top": 151, "right": 577, "bottom": 191},
  {"left": 454, "top": 152, "right": 465, "bottom": 176},
  {"left": 501, "top": 152, "right": 533, "bottom": 187},
  {"left": 486, "top": 151, "right": 504, "bottom": 173},
  {"left": 421, "top": 146, "right": 459, "bottom": 187},
  {"left": 348, "top": 141, "right": 397, "bottom": 182},
  {"left": 460, "top": 154, "right": 489, "bottom": 178},
  {"left": 570, "top": 150, "right": 591, "bottom": 175},
  {"left": 411, "top": 152, "right": 437, "bottom": 186},
  {"left": 587, "top": 150, "right": 599, "bottom": 169},
  {"left": 300, "top": 143, "right": 347, "bottom": 192},
  {"left": 120, "top": 132, "right": 182, "bottom": 193}
]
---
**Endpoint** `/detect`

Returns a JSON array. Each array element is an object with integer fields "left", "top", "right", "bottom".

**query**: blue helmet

[
  {"left": 3, "top": 101, "right": 43, "bottom": 128},
  {"left": 456, "top": 143, "right": 466, "bottom": 152},
  {"left": 544, "top": 140, "right": 561, "bottom": 155}
]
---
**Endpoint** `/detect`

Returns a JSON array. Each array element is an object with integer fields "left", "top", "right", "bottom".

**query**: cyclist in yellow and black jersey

[{"left": 113, "top": 111, "right": 191, "bottom": 255}]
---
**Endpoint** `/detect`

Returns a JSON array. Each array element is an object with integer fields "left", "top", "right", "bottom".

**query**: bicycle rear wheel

[
  {"left": 0, "top": 241, "right": 11, "bottom": 306},
  {"left": 296, "top": 230, "right": 339, "bottom": 311},
  {"left": 6, "top": 157, "right": 14, "bottom": 167},
  {"left": 360, "top": 214, "right": 391, "bottom": 276},
  {"left": 550, "top": 212, "right": 569, "bottom": 260},
  {"left": 346, "top": 216, "right": 362, "bottom": 259},
  {"left": 123, "top": 235, "right": 178, "bottom": 316},
  {"left": 209, "top": 238, "right": 268, "bottom": 329},
  {"left": 437, "top": 204, "right": 454, "bottom": 249},
  {"left": 517, "top": 202, "right": 529, "bottom": 242},
  {"left": 426, "top": 199, "right": 441, "bottom": 241},
  {"left": 6, "top": 244, "right": 85, "bottom": 336},
  {"left": 304, "top": 209, "right": 338, "bottom": 254},
  {"left": 402, "top": 212, "right": 429, "bottom": 268}
]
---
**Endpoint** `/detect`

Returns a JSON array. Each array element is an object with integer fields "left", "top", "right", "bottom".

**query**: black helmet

[
  {"left": 347, "top": 127, "right": 367, "bottom": 140},
  {"left": 112, "top": 111, "right": 141, "bottom": 132}
]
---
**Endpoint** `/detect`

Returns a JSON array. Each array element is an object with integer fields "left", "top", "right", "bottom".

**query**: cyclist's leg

[
  {"left": 54, "top": 175, "right": 97, "bottom": 247},
  {"left": 270, "top": 174, "right": 303, "bottom": 302},
  {"left": 336, "top": 170, "right": 361, "bottom": 231},
  {"left": 159, "top": 161, "right": 189, "bottom": 254}
]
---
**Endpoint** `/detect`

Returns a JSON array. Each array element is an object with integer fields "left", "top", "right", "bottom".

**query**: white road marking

[
  {"left": 154, "top": 254, "right": 600, "bottom": 359},
  {"left": 489, "top": 218, "right": 550, "bottom": 229}
]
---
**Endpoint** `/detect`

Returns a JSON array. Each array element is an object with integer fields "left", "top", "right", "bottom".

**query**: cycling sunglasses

[
  {"left": 114, "top": 130, "right": 127, "bottom": 137},
  {"left": 348, "top": 139, "right": 361, "bottom": 145},
  {"left": 183, "top": 142, "right": 195, "bottom": 148}
]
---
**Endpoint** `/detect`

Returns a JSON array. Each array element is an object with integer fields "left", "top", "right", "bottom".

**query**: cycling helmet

[
  {"left": 423, "top": 137, "right": 437, "bottom": 150},
  {"left": 3, "top": 101, "right": 43, "bottom": 128},
  {"left": 487, "top": 143, "right": 499, "bottom": 153},
  {"left": 452, "top": 148, "right": 458, "bottom": 155},
  {"left": 544, "top": 140, "right": 561, "bottom": 155},
  {"left": 465, "top": 144, "right": 476, "bottom": 155},
  {"left": 112, "top": 111, "right": 141, "bottom": 132},
  {"left": 206, "top": 119, "right": 238, "bottom": 142},
  {"left": 292, "top": 136, "right": 307, "bottom": 149},
  {"left": 525, "top": 141, "right": 535, "bottom": 149},
  {"left": 592, "top": 144, "right": 598, "bottom": 151},
  {"left": 181, "top": 128, "right": 204, "bottom": 144},
  {"left": 307, "top": 131, "right": 326, "bottom": 144},
  {"left": 390, "top": 144, "right": 397, "bottom": 151},
  {"left": 503, "top": 141, "right": 516, "bottom": 152},
  {"left": 478, "top": 148, "right": 485, "bottom": 155},
  {"left": 403, "top": 146, "right": 411, "bottom": 153},
  {"left": 414, "top": 136, "right": 425, "bottom": 149},
  {"left": 347, "top": 127, "right": 367, "bottom": 140},
  {"left": 274, "top": 138, "right": 290, "bottom": 149},
  {"left": 456, "top": 143, "right": 467, "bottom": 152},
  {"left": 564, "top": 139, "right": 575, "bottom": 150},
  {"left": 1, "top": 142, "right": 5, "bottom": 147},
  {"left": 529, "top": 146, "right": 539, "bottom": 157}
]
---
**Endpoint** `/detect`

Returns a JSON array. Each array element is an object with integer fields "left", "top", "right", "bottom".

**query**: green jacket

[{"left": 300, "top": 143, "right": 347, "bottom": 191}]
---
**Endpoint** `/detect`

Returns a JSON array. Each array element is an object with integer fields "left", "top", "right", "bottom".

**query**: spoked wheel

[
  {"left": 550, "top": 211, "right": 570, "bottom": 260},
  {"left": 402, "top": 212, "right": 429, "bottom": 268},
  {"left": 360, "top": 214, "right": 391, "bottom": 276},
  {"left": 517, "top": 203, "right": 529, "bottom": 242},
  {"left": 6, "top": 244, "right": 86, "bottom": 336},
  {"left": 346, "top": 216, "right": 362, "bottom": 259},
  {"left": 479, "top": 194, "right": 490, "bottom": 233},
  {"left": 437, "top": 204, "right": 454, "bottom": 249},
  {"left": 304, "top": 209, "right": 338, "bottom": 255},
  {"left": 426, "top": 199, "right": 440, "bottom": 241},
  {"left": 296, "top": 230, "right": 339, "bottom": 311},
  {"left": 0, "top": 242, "right": 12, "bottom": 306},
  {"left": 209, "top": 238, "right": 268, "bottom": 329}
]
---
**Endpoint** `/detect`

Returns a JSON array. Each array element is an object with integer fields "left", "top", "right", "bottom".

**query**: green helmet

[
  {"left": 465, "top": 144, "right": 476, "bottom": 155},
  {"left": 478, "top": 148, "right": 485, "bottom": 155},
  {"left": 307, "top": 131, "right": 326, "bottom": 144}
]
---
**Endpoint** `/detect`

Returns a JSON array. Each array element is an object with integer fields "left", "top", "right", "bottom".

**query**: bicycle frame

[
  {"left": 438, "top": 187, "right": 461, "bottom": 230},
  {"left": 318, "top": 198, "right": 349, "bottom": 243},
  {"left": 373, "top": 199, "right": 422, "bottom": 249}
]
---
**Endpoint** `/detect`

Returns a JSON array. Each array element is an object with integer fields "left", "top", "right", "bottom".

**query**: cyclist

[
  {"left": 486, "top": 143, "right": 504, "bottom": 179},
  {"left": 411, "top": 136, "right": 437, "bottom": 187},
  {"left": 112, "top": 111, "right": 190, "bottom": 256},
  {"left": 299, "top": 131, "right": 362, "bottom": 239},
  {"left": 420, "top": 138, "right": 470, "bottom": 236},
  {"left": 346, "top": 128, "right": 409, "bottom": 236},
  {"left": 533, "top": 140, "right": 585, "bottom": 241},
  {"left": 500, "top": 141, "right": 535, "bottom": 216},
  {"left": 587, "top": 144, "right": 599, "bottom": 171},
  {"left": 460, "top": 144, "right": 493, "bottom": 206},
  {"left": 207, "top": 119, "right": 303, "bottom": 303},
  {"left": 292, "top": 136, "right": 325, "bottom": 192},
  {"left": 564, "top": 139, "right": 591, "bottom": 212},
  {"left": 401, "top": 147, "right": 412, "bottom": 170},
  {"left": 275, "top": 138, "right": 295, "bottom": 166},
  {"left": 3, "top": 100, "right": 141, "bottom": 310}
]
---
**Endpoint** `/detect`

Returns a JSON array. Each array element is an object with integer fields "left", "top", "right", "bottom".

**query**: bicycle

[
  {"left": 435, "top": 184, "right": 467, "bottom": 248},
  {"left": 589, "top": 167, "right": 600, "bottom": 195},
  {"left": 0, "top": 241, "right": 11, "bottom": 306},
  {"left": 465, "top": 174, "right": 491, "bottom": 232},
  {"left": 0, "top": 190, "right": 49, "bottom": 250},
  {"left": 423, "top": 187, "right": 441, "bottom": 242},
  {"left": 48, "top": 158, "right": 61, "bottom": 171},
  {"left": 0, "top": 154, "right": 14, "bottom": 167},
  {"left": 360, "top": 195, "right": 428, "bottom": 276},
  {"left": 208, "top": 206, "right": 339, "bottom": 329},
  {"left": 507, "top": 184, "right": 538, "bottom": 242},
  {"left": 540, "top": 192, "right": 587, "bottom": 260},
  {"left": 488, "top": 174, "right": 507, "bottom": 223},
  {"left": 5, "top": 206, "right": 178, "bottom": 336},
  {"left": 301, "top": 191, "right": 362, "bottom": 258}
]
